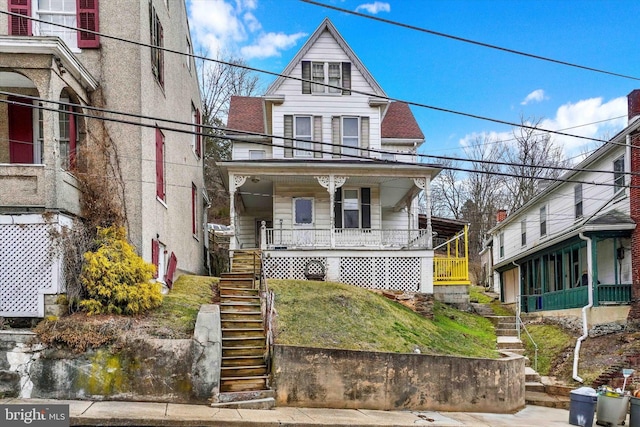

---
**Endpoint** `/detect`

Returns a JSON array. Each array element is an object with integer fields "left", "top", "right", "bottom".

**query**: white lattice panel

[
  {"left": 264, "top": 257, "right": 327, "bottom": 281},
  {"left": 0, "top": 223, "right": 53, "bottom": 316},
  {"left": 340, "top": 257, "right": 420, "bottom": 292}
]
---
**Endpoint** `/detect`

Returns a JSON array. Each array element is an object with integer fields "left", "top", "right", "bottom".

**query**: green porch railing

[
  {"left": 522, "top": 283, "right": 631, "bottom": 312},
  {"left": 595, "top": 283, "right": 632, "bottom": 306}
]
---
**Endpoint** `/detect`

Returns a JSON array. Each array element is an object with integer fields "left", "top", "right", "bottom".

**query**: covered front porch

[{"left": 501, "top": 225, "right": 634, "bottom": 313}]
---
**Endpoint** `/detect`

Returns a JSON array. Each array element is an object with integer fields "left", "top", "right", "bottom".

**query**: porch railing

[
  {"left": 264, "top": 227, "right": 430, "bottom": 249},
  {"left": 433, "top": 226, "right": 470, "bottom": 285},
  {"left": 522, "top": 283, "right": 631, "bottom": 312}
]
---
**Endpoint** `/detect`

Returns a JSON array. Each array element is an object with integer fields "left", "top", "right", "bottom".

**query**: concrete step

[
  {"left": 497, "top": 336, "right": 523, "bottom": 350},
  {"left": 212, "top": 390, "right": 274, "bottom": 409},
  {"left": 525, "top": 390, "right": 570, "bottom": 410},
  {"left": 525, "top": 382, "right": 545, "bottom": 393},
  {"left": 497, "top": 322, "right": 517, "bottom": 330},
  {"left": 495, "top": 329, "right": 518, "bottom": 337},
  {"left": 525, "top": 367, "right": 541, "bottom": 382},
  {"left": 211, "top": 397, "right": 275, "bottom": 410}
]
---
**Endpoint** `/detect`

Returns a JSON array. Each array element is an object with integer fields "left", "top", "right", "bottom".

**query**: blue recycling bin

[{"left": 570, "top": 388, "right": 597, "bottom": 427}]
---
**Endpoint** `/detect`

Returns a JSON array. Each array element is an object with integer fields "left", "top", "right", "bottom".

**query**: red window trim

[
  {"left": 77, "top": 0, "right": 100, "bottom": 48},
  {"left": 192, "top": 183, "right": 197, "bottom": 235},
  {"left": 155, "top": 127, "right": 165, "bottom": 201},
  {"left": 9, "top": 0, "right": 32, "bottom": 36}
]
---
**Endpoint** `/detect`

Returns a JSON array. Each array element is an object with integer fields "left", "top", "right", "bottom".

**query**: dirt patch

[{"left": 548, "top": 330, "right": 640, "bottom": 389}]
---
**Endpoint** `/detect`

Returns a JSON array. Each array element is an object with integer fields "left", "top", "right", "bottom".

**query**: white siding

[
  {"left": 493, "top": 145, "right": 629, "bottom": 265},
  {"left": 233, "top": 142, "right": 273, "bottom": 160}
]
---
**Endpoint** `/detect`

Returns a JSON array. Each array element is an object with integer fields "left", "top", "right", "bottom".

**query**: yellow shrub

[{"left": 79, "top": 226, "right": 162, "bottom": 315}]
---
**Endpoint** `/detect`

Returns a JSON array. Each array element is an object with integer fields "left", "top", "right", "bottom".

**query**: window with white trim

[
  {"left": 499, "top": 232, "right": 504, "bottom": 258},
  {"left": 249, "top": 150, "right": 266, "bottom": 159},
  {"left": 293, "top": 198, "right": 313, "bottom": 225},
  {"left": 520, "top": 219, "right": 526, "bottom": 247},
  {"left": 342, "top": 117, "right": 359, "bottom": 157},
  {"left": 614, "top": 156, "right": 625, "bottom": 197},
  {"left": 574, "top": 184, "right": 583, "bottom": 219},
  {"left": 294, "top": 116, "right": 312, "bottom": 157},
  {"left": 34, "top": 0, "right": 78, "bottom": 49},
  {"left": 343, "top": 189, "right": 360, "bottom": 228},
  {"left": 150, "top": 2, "right": 164, "bottom": 87},
  {"left": 540, "top": 205, "right": 547, "bottom": 237},
  {"left": 310, "top": 62, "right": 341, "bottom": 93}
]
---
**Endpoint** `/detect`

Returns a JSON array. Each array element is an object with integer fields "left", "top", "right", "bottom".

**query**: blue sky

[{"left": 187, "top": 0, "right": 640, "bottom": 162}]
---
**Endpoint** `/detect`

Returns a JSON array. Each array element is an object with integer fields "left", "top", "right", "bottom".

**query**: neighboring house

[
  {"left": 0, "top": 0, "right": 206, "bottom": 317},
  {"left": 220, "top": 18, "right": 448, "bottom": 293},
  {"left": 486, "top": 90, "right": 640, "bottom": 322}
]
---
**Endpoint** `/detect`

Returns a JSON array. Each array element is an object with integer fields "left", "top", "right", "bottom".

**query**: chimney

[
  {"left": 628, "top": 89, "right": 640, "bottom": 123},
  {"left": 496, "top": 209, "right": 507, "bottom": 223}
]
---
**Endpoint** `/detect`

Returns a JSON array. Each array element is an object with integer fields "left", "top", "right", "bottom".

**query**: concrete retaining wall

[
  {"left": 0, "top": 305, "right": 221, "bottom": 403},
  {"left": 272, "top": 345, "right": 525, "bottom": 413}
]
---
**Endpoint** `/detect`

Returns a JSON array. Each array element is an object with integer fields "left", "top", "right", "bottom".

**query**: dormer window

[{"left": 302, "top": 61, "right": 351, "bottom": 95}]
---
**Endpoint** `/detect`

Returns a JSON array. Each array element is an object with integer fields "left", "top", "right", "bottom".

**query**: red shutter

[
  {"left": 192, "top": 184, "right": 197, "bottom": 235},
  {"left": 9, "top": 0, "right": 31, "bottom": 36},
  {"left": 151, "top": 239, "right": 159, "bottom": 279},
  {"left": 156, "top": 128, "right": 165, "bottom": 200},
  {"left": 8, "top": 97, "right": 34, "bottom": 164},
  {"left": 166, "top": 252, "right": 177, "bottom": 289},
  {"left": 195, "top": 108, "right": 201, "bottom": 158},
  {"left": 76, "top": 0, "right": 100, "bottom": 48}
]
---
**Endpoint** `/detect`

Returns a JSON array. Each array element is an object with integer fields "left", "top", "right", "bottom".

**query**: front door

[{"left": 8, "top": 97, "right": 34, "bottom": 164}]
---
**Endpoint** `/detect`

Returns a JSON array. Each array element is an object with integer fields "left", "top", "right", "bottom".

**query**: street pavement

[{"left": 1, "top": 397, "right": 615, "bottom": 426}]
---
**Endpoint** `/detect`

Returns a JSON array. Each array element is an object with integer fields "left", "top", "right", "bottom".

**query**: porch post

[
  {"left": 316, "top": 175, "right": 346, "bottom": 249},
  {"left": 413, "top": 176, "right": 433, "bottom": 249},
  {"left": 229, "top": 174, "right": 248, "bottom": 250}
]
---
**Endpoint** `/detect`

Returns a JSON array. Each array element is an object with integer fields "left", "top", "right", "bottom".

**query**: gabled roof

[
  {"left": 382, "top": 102, "right": 424, "bottom": 141},
  {"left": 226, "top": 96, "right": 265, "bottom": 134},
  {"left": 265, "top": 18, "right": 386, "bottom": 97},
  {"left": 226, "top": 96, "right": 422, "bottom": 142}
]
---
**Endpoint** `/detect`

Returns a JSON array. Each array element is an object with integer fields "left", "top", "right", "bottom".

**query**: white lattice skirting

[
  {"left": 263, "top": 255, "right": 423, "bottom": 292},
  {"left": 0, "top": 214, "right": 66, "bottom": 317}
]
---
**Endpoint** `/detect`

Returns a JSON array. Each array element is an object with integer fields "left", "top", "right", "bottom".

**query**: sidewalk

[{"left": 0, "top": 398, "right": 586, "bottom": 426}]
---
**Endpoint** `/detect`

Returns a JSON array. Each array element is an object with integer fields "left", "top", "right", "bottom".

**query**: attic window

[{"left": 302, "top": 61, "right": 351, "bottom": 95}]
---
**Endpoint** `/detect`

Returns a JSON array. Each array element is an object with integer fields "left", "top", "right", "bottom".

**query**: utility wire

[
  {"left": 301, "top": 0, "right": 640, "bottom": 82},
  {"left": 3, "top": 94, "right": 638, "bottom": 191},
  {"left": 0, "top": 10, "right": 623, "bottom": 148},
  {"left": 3, "top": 91, "right": 636, "bottom": 180}
]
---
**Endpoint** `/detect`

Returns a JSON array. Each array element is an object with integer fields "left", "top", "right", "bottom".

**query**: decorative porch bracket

[
  {"left": 413, "top": 177, "right": 433, "bottom": 249},
  {"left": 229, "top": 175, "right": 250, "bottom": 250},
  {"left": 316, "top": 175, "right": 346, "bottom": 248}
]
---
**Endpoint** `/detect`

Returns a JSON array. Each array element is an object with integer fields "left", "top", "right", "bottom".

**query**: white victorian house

[{"left": 219, "top": 19, "right": 449, "bottom": 294}]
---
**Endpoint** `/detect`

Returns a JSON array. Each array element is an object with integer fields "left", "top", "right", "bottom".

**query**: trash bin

[
  {"left": 570, "top": 387, "right": 598, "bottom": 427},
  {"left": 596, "top": 394, "right": 629, "bottom": 426},
  {"left": 629, "top": 397, "right": 640, "bottom": 427}
]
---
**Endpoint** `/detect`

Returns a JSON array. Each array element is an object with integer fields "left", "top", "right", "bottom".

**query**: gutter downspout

[
  {"left": 574, "top": 232, "right": 594, "bottom": 383},
  {"left": 513, "top": 261, "right": 521, "bottom": 339}
]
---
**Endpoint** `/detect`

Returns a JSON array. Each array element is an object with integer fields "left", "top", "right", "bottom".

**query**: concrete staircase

[{"left": 214, "top": 250, "right": 274, "bottom": 409}]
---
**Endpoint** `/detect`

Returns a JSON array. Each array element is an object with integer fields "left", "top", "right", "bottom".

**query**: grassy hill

[{"left": 269, "top": 279, "right": 498, "bottom": 358}]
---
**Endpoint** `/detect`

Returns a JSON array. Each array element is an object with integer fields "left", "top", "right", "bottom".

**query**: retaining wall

[{"left": 272, "top": 345, "right": 525, "bottom": 413}]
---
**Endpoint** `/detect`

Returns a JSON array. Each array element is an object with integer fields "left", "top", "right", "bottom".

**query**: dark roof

[
  {"left": 226, "top": 96, "right": 264, "bottom": 133},
  {"left": 587, "top": 209, "right": 635, "bottom": 226},
  {"left": 381, "top": 102, "right": 425, "bottom": 140},
  {"left": 419, "top": 215, "right": 467, "bottom": 239}
]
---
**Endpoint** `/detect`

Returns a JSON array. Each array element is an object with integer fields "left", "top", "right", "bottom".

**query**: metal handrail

[{"left": 516, "top": 298, "right": 538, "bottom": 372}]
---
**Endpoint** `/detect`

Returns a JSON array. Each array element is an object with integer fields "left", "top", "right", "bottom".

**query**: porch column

[
  {"left": 229, "top": 174, "right": 248, "bottom": 250},
  {"left": 315, "top": 175, "right": 346, "bottom": 248},
  {"left": 413, "top": 176, "right": 433, "bottom": 249}
]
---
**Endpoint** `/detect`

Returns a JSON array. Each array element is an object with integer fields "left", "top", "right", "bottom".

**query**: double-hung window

[
  {"left": 35, "top": 0, "right": 77, "bottom": 49},
  {"left": 58, "top": 99, "right": 78, "bottom": 170},
  {"left": 302, "top": 61, "right": 351, "bottom": 95},
  {"left": 150, "top": 2, "right": 164, "bottom": 87},
  {"left": 540, "top": 206, "right": 547, "bottom": 237},
  {"left": 499, "top": 232, "right": 504, "bottom": 258},
  {"left": 343, "top": 189, "right": 360, "bottom": 228},
  {"left": 574, "top": 184, "right": 583, "bottom": 219},
  {"left": 614, "top": 156, "right": 625, "bottom": 197},
  {"left": 294, "top": 116, "right": 312, "bottom": 157},
  {"left": 156, "top": 127, "right": 165, "bottom": 201},
  {"left": 191, "top": 103, "right": 201, "bottom": 158},
  {"left": 342, "top": 117, "right": 359, "bottom": 157}
]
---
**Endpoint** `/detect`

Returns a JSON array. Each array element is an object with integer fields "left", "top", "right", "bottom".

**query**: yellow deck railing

[{"left": 433, "top": 225, "right": 471, "bottom": 285}]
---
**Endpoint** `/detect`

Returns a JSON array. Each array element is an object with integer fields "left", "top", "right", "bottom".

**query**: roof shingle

[{"left": 381, "top": 102, "right": 424, "bottom": 140}]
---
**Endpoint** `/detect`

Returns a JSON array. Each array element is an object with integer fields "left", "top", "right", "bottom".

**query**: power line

[
  {"left": 0, "top": 10, "right": 622, "bottom": 148},
  {"left": 301, "top": 0, "right": 640, "bottom": 82},
  {"left": 2, "top": 93, "right": 638, "bottom": 191}
]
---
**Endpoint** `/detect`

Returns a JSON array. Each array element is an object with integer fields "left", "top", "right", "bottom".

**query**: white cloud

[
  {"left": 521, "top": 89, "right": 547, "bottom": 105},
  {"left": 459, "top": 96, "right": 627, "bottom": 160},
  {"left": 240, "top": 32, "right": 307, "bottom": 59},
  {"left": 188, "top": 0, "right": 305, "bottom": 59},
  {"left": 355, "top": 2, "right": 391, "bottom": 14}
]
